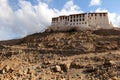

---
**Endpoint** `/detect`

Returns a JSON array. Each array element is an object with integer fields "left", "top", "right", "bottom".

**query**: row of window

[
  {"left": 70, "top": 19, "right": 85, "bottom": 22},
  {"left": 59, "top": 14, "right": 106, "bottom": 19},
  {"left": 60, "top": 17, "right": 68, "bottom": 19},
  {"left": 54, "top": 15, "right": 106, "bottom": 22},
  {"left": 53, "top": 13, "right": 107, "bottom": 21},
  {"left": 70, "top": 15, "right": 85, "bottom": 18},
  {"left": 70, "top": 22, "right": 87, "bottom": 25},
  {"left": 58, "top": 15, "right": 107, "bottom": 21},
  {"left": 89, "top": 13, "right": 106, "bottom": 16},
  {"left": 57, "top": 15, "right": 86, "bottom": 19},
  {"left": 53, "top": 15, "right": 106, "bottom": 23}
]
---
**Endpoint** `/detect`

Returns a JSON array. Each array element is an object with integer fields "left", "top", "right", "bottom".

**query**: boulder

[
  {"left": 59, "top": 61, "right": 71, "bottom": 72},
  {"left": 1, "top": 65, "right": 13, "bottom": 74},
  {"left": 54, "top": 65, "right": 62, "bottom": 72},
  {"left": 110, "top": 76, "right": 118, "bottom": 80},
  {"left": 104, "top": 60, "right": 116, "bottom": 66},
  {"left": 70, "top": 62, "right": 84, "bottom": 69}
]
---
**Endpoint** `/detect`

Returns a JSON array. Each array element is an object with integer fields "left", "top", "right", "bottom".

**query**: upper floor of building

[{"left": 51, "top": 12, "right": 109, "bottom": 27}]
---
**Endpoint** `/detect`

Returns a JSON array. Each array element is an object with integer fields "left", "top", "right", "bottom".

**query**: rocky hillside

[{"left": 0, "top": 29, "right": 120, "bottom": 80}]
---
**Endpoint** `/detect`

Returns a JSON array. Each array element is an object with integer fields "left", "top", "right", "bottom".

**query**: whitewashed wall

[{"left": 50, "top": 12, "right": 113, "bottom": 31}]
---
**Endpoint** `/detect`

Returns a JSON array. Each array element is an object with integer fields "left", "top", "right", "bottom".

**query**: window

[
  {"left": 83, "top": 19, "right": 84, "bottom": 21},
  {"left": 91, "top": 14, "right": 93, "bottom": 16},
  {"left": 73, "top": 16, "right": 74, "bottom": 18},
  {"left": 103, "top": 13, "right": 106, "bottom": 16},
  {"left": 100, "top": 14, "right": 102, "bottom": 16},
  {"left": 83, "top": 14, "right": 85, "bottom": 17},
  {"left": 85, "top": 22, "right": 87, "bottom": 24},
  {"left": 80, "top": 19, "right": 81, "bottom": 21},
  {"left": 70, "top": 20, "right": 72, "bottom": 22},
  {"left": 77, "top": 15, "right": 79, "bottom": 18},
  {"left": 95, "top": 14, "right": 97, "bottom": 16}
]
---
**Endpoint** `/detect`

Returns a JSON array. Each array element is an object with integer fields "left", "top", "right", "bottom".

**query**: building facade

[{"left": 50, "top": 12, "right": 112, "bottom": 31}]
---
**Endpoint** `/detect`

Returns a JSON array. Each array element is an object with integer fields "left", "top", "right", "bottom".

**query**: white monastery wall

[{"left": 50, "top": 12, "right": 113, "bottom": 31}]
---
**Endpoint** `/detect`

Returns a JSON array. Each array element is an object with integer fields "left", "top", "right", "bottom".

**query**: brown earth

[{"left": 0, "top": 29, "right": 120, "bottom": 80}]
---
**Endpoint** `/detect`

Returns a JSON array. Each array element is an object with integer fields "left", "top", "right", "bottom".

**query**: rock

[
  {"left": 27, "top": 68, "right": 31, "bottom": 74},
  {"left": 46, "top": 70, "right": 52, "bottom": 74},
  {"left": 55, "top": 65, "right": 62, "bottom": 72},
  {"left": 5, "top": 78, "right": 9, "bottom": 80},
  {"left": 82, "top": 43, "right": 95, "bottom": 52},
  {"left": 108, "top": 60, "right": 116, "bottom": 65},
  {"left": 60, "top": 78, "right": 66, "bottom": 80},
  {"left": 53, "top": 62, "right": 70, "bottom": 72},
  {"left": 1, "top": 65, "right": 13, "bottom": 73},
  {"left": 12, "top": 75, "right": 17, "bottom": 80},
  {"left": 4, "top": 65, "right": 10, "bottom": 72},
  {"left": 104, "top": 60, "right": 116, "bottom": 66},
  {"left": 19, "top": 69, "right": 24, "bottom": 75},
  {"left": 111, "top": 76, "right": 118, "bottom": 80},
  {"left": 1, "top": 69, "right": 6, "bottom": 74},
  {"left": 109, "top": 71, "right": 116, "bottom": 78},
  {"left": 84, "top": 65, "right": 96, "bottom": 73},
  {"left": 27, "top": 68, "right": 35, "bottom": 75},
  {"left": 70, "top": 62, "right": 84, "bottom": 69},
  {"left": 59, "top": 62, "right": 70, "bottom": 72}
]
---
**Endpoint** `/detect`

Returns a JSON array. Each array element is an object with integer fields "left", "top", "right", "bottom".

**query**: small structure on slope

[{"left": 47, "top": 12, "right": 113, "bottom": 32}]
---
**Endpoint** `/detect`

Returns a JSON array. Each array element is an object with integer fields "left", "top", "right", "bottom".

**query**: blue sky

[
  {"left": 52, "top": 0, "right": 120, "bottom": 14},
  {"left": 0, "top": 0, "right": 120, "bottom": 40},
  {"left": 8, "top": 0, "right": 120, "bottom": 14}
]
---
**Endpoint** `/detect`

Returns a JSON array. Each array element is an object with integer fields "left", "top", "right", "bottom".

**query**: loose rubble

[{"left": 0, "top": 29, "right": 120, "bottom": 80}]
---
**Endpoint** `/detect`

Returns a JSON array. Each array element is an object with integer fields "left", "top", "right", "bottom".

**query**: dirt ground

[{"left": 0, "top": 29, "right": 120, "bottom": 80}]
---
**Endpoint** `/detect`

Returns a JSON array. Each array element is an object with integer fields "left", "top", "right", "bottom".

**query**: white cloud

[
  {"left": 0, "top": 0, "right": 82, "bottom": 40},
  {"left": 89, "top": 0, "right": 101, "bottom": 6},
  {"left": 0, "top": 0, "right": 57, "bottom": 40},
  {"left": 60, "top": 0, "right": 83, "bottom": 15},
  {"left": 37, "top": 0, "right": 52, "bottom": 3}
]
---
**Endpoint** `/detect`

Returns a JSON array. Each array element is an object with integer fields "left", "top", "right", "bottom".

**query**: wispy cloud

[{"left": 89, "top": 0, "right": 101, "bottom": 6}]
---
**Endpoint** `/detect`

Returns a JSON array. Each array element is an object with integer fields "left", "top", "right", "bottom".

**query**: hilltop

[{"left": 0, "top": 29, "right": 120, "bottom": 80}]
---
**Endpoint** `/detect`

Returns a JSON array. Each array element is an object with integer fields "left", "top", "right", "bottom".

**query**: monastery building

[{"left": 48, "top": 12, "right": 113, "bottom": 31}]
